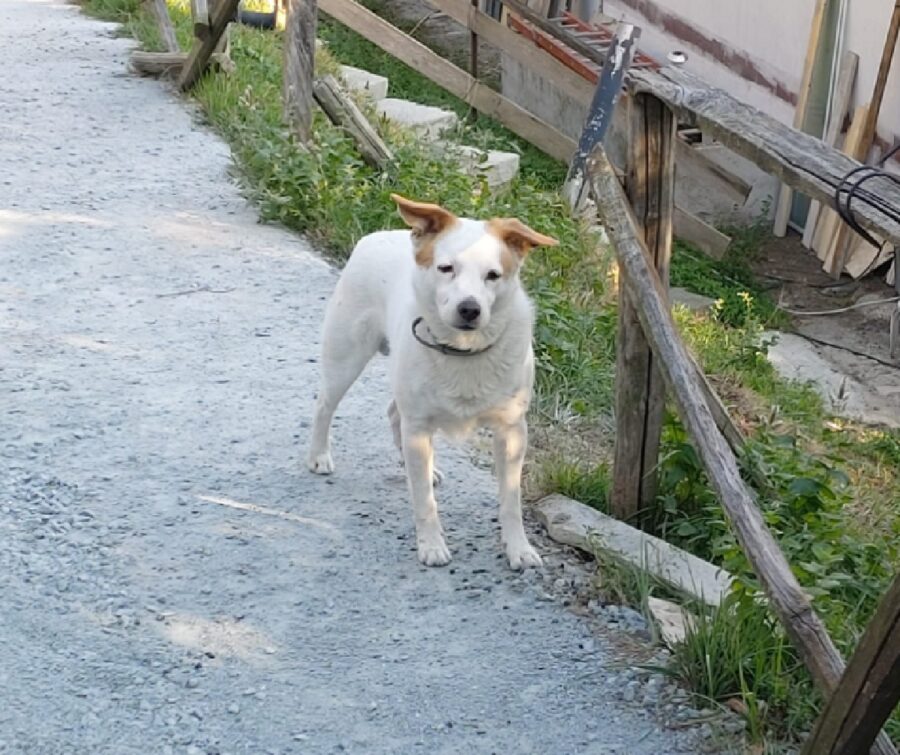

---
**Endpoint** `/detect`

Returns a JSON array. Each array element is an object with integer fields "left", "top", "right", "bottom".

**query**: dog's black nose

[{"left": 457, "top": 298, "right": 481, "bottom": 323}]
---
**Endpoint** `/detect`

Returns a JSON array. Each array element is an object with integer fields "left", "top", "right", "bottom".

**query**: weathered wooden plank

[
  {"left": 772, "top": 0, "right": 829, "bottom": 237},
  {"left": 822, "top": 104, "right": 869, "bottom": 274},
  {"left": 802, "top": 571, "right": 900, "bottom": 755},
  {"left": 674, "top": 206, "right": 731, "bottom": 260},
  {"left": 802, "top": 51, "right": 859, "bottom": 249},
  {"left": 827, "top": 3, "right": 900, "bottom": 277},
  {"left": 813, "top": 104, "right": 868, "bottom": 261},
  {"left": 534, "top": 494, "right": 734, "bottom": 606},
  {"left": 150, "top": 0, "right": 179, "bottom": 52},
  {"left": 179, "top": 0, "right": 240, "bottom": 90},
  {"left": 313, "top": 75, "right": 393, "bottom": 168},
  {"left": 284, "top": 0, "right": 317, "bottom": 142},
  {"left": 588, "top": 145, "right": 897, "bottom": 755},
  {"left": 626, "top": 66, "right": 900, "bottom": 246},
  {"left": 319, "top": 0, "right": 576, "bottom": 161},
  {"left": 129, "top": 50, "right": 187, "bottom": 76},
  {"left": 611, "top": 93, "right": 675, "bottom": 522}
]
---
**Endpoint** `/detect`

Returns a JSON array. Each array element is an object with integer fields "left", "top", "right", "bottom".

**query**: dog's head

[{"left": 391, "top": 194, "right": 558, "bottom": 333}]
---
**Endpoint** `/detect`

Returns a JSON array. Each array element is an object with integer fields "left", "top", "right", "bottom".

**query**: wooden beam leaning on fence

[
  {"left": 587, "top": 143, "right": 898, "bottom": 755},
  {"left": 179, "top": 0, "right": 240, "bottom": 89}
]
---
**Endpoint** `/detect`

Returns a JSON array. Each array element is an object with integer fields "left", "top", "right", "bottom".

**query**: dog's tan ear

[
  {"left": 488, "top": 218, "right": 559, "bottom": 261},
  {"left": 390, "top": 194, "right": 457, "bottom": 236}
]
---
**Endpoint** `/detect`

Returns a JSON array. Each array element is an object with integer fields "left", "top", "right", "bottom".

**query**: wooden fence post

[
  {"left": 801, "top": 571, "right": 900, "bottom": 755},
  {"left": 283, "top": 0, "right": 318, "bottom": 142},
  {"left": 611, "top": 92, "right": 675, "bottom": 523}
]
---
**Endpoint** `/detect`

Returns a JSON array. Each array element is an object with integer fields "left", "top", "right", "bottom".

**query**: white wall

[{"left": 602, "top": 0, "right": 899, "bottom": 158}]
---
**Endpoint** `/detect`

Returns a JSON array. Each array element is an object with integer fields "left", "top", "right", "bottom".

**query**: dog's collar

[{"left": 411, "top": 316, "right": 494, "bottom": 357}]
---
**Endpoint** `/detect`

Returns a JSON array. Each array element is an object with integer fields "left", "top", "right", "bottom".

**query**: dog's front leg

[
  {"left": 401, "top": 422, "right": 451, "bottom": 566},
  {"left": 494, "top": 419, "right": 542, "bottom": 569}
]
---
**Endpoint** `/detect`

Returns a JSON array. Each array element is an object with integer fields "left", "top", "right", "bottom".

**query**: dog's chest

[{"left": 426, "top": 356, "right": 531, "bottom": 432}]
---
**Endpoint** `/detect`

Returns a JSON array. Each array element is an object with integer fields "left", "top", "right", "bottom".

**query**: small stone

[{"left": 227, "top": 703, "right": 240, "bottom": 714}]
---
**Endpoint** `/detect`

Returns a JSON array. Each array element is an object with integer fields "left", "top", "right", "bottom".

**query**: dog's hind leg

[
  {"left": 389, "top": 400, "right": 444, "bottom": 486},
  {"left": 307, "top": 303, "right": 380, "bottom": 475}
]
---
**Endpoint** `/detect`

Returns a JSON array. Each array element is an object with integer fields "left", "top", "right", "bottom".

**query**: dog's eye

[
  {"left": 485, "top": 270, "right": 501, "bottom": 282},
  {"left": 437, "top": 264, "right": 454, "bottom": 274}
]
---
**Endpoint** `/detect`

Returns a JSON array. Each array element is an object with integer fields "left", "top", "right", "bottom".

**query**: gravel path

[{"left": 0, "top": 2, "right": 700, "bottom": 752}]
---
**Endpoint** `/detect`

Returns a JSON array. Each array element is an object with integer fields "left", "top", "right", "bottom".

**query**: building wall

[{"left": 602, "top": 0, "right": 900, "bottom": 160}]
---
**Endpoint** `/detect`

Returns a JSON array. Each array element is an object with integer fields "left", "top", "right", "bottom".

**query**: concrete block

[
  {"left": 534, "top": 494, "right": 733, "bottom": 606},
  {"left": 671, "top": 287, "right": 717, "bottom": 313},
  {"left": 376, "top": 98, "right": 458, "bottom": 140},
  {"left": 455, "top": 145, "right": 520, "bottom": 188},
  {"left": 339, "top": 65, "right": 388, "bottom": 101}
]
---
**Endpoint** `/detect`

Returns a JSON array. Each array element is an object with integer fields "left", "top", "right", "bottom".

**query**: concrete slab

[
  {"left": 671, "top": 287, "right": 716, "bottom": 313},
  {"left": 339, "top": 64, "right": 388, "bottom": 101},
  {"left": 765, "top": 331, "right": 900, "bottom": 428},
  {"left": 535, "top": 495, "right": 733, "bottom": 606},
  {"left": 376, "top": 98, "right": 458, "bottom": 140},
  {"left": 454, "top": 145, "right": 520, "bottom": 188}
]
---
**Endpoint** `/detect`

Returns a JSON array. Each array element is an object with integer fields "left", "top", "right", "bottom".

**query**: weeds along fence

[{"left": 160, "top": 0, "right": 900, "bottom": 749}]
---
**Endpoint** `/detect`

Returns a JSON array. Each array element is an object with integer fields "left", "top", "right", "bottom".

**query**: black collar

[{"left": 411, "top": 316, "right": 494, "bottom": 357}]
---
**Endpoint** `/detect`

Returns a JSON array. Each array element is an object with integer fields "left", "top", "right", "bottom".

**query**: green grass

[{"left": 80, "top": 0, "right": 899, "bottom": 747}]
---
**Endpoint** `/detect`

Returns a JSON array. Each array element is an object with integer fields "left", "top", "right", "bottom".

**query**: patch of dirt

[{"left": 752, "top": 233, "right": 898, "bottom": 365}]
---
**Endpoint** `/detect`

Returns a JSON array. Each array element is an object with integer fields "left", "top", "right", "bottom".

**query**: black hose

[
  {"left": 237, "top": 9, "right": 277, "bottom": 29},
  {"left": 834, "top": 142, "right": 900, "bottom": 249}
]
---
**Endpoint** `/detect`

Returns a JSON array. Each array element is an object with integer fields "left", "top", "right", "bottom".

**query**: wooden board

[
  {"left": 812, "top": 104, "right": 868, "bottom": 259},
  {"left": 313, "top": 74, "right": 393, "bottom": 168},
  {"left": 319, "top": 0, "right": 576, "bottom": 162},
  {"left": 674, "top": 207, "right": 731, "bottom": 260},
  {"left": 802, "top": 51, "right": 859, "bottom": 249},
  {"left": 129, "top": 50, "right": 187, "bottom": 75},
  {"left": 772, "top": 0, "right": 829, "bottom": 237},
  {"left": 826, "top": 3, "right": 900, "bottom": 277},
  {"left": 821, "top": 104, "right": 869, "bottom": 274}
]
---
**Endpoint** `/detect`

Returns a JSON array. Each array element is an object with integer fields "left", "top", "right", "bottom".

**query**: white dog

[{"left": 307, "top": 194, "right": 557, "bottom": 569}]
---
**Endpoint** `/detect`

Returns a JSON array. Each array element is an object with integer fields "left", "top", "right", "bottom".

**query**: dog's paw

[
  {"left": 307, "top": 452, "right": 334, "bottom": 475},
  {"left": 432, "top": 467, "right": 445, "bottom": 487},
  {"left": 506, "top": 541, "right": 543, "bottom": 570},
  {"left": 417, "top": 533, "right": 452, "bottom": 567}
]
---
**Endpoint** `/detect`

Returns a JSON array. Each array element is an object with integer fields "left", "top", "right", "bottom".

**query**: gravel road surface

[{"left": 0, "top": 2, "right": 700, "bottom": 752}]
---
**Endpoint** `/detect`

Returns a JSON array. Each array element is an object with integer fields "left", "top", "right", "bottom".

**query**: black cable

[{"left": 834, "top": 143, "right": 900, "bottom": 253}]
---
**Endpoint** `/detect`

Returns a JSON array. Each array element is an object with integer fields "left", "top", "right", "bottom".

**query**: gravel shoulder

[{"left": 0, "top": 2, "right": 703, "bottom": 752}]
